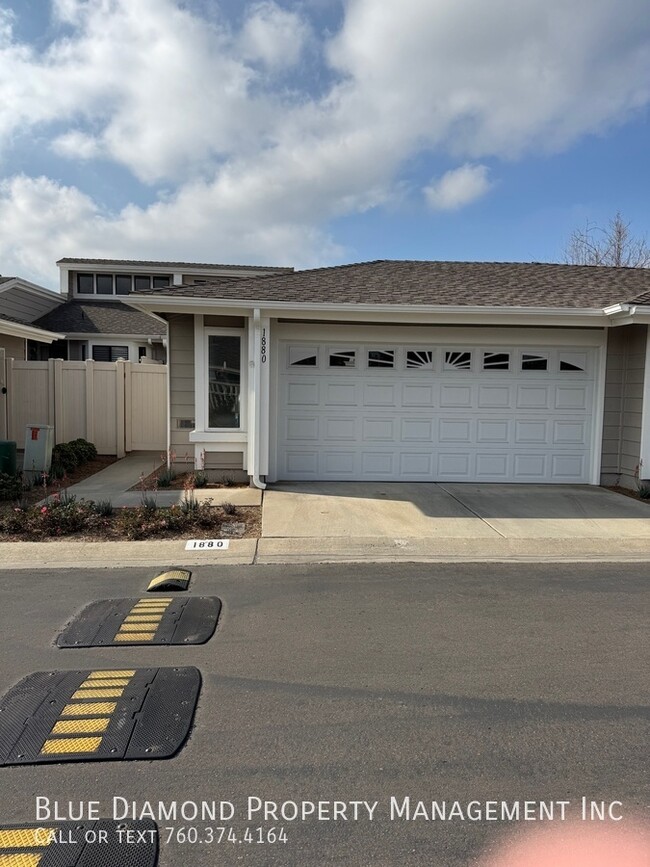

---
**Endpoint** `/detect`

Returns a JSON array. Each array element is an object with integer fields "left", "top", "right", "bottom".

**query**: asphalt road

[{"left": 0, "top": 563, "right": 648, "bottom": 866}]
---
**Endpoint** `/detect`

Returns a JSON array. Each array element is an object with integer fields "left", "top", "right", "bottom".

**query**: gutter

[{"left": 251, "top": 308, "right": 266, "bottom": 490}]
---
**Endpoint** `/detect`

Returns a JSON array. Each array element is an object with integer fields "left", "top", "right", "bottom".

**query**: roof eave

[{"left": 0, "top": 320, "right": 65, "bottom": 343}]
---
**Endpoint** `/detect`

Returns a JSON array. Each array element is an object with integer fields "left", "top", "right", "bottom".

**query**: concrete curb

[
  {"left": 1, "top": 536, "right": 649, "bottom": 569},
  {"left": 0, "top": 539, "right": 257, "bottom": 569}
]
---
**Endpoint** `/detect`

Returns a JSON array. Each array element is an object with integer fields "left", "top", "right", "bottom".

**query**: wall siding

[
  {"left": 1, "top": 287, "right": 61, "bottom": 322},
  {"left": 600, "top": 324, "right": 647, "bottom": 488},
  {"left": 168, "top": 314, "right": 195, "bottom": 458},
  {"left": 0, "top": 334, "right": 26, "bottom": 359}
]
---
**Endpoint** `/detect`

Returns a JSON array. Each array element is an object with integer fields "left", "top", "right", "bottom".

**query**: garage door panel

[
  {"left": 286, "top": 381, "right": 319, "bottom": 405},
  {"left": 399, "top": 452, "right": 433, "bottom": 475},
  {"left": 555, "top": 385, "right": 589, "bottom": 410},
  {"left": 325, "top": 382, "right": 357, "bottom": 405},
  {"left": 401, "top": 383, "right": 435, "bottom": 406},
  {"left": 363, "top": 383, "right": 397, "bottom": 406},
  {"left": 277, "top": 341, "right": 595, "bottom": 483},
  {"left": 476, "top": 453, "right": 510, "bottom": 478},
  {"left": 362, "top": 417, "right": 396, "bottom": 441},
  {"left": 477, "top": 419, "right": 511, "bottom": 443},
  {"left": 401, "top": 418, "right": 433, "bottom": 441},
  {"left": 439, "top": 418, "right": 473, "bottom": 443},
  {"left": 478, "top": 385, "right": 511, "bottom": 408},
  {"left": 323, "top": 451, "right": 356, "bottom": 474},
  {"left": 362, "top": 452, "right": 395, "bottom": 475},
  {"left": 286, "top": 416, "right": 319, "bottom": 441},
  {"left": 324, "top": 417, "right": 357, "bottom": 440},
  {"left": 516, "top": 384, "right": 551, "bottom": 409},
  {"left": 440, "top": 384, "right": 473, "bottom": 407},
  {"left": 515, "top": 420, "right": 548, "bottom": 443}
]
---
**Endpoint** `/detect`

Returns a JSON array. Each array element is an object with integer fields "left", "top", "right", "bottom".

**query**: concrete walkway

[{"left": 45, "top": 451, "right": 261, "bottom": 507}]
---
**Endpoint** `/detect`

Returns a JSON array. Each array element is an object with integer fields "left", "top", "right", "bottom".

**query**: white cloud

[
  {"left": 240, "top": 2, "right": 310, "bottom": 69},
  {"left": 424, "top": 164, "right": 492, "bottom": 211},
  {"left": 0, "top": 0, "right": 648, "bottom": 284}
]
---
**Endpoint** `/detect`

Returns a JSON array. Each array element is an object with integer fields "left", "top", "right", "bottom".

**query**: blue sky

[{"left": 0, "top": 0, "right": 648, "bottom": 289}]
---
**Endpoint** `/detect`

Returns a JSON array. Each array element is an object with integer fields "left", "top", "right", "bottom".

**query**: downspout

[{"left": 251, "top": 308, "right": 266, "bottom": 490}]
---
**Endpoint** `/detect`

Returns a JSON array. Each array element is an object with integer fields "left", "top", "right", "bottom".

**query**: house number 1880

[{"left": 260, "top": 327, "right": 267, "bottom": 363}]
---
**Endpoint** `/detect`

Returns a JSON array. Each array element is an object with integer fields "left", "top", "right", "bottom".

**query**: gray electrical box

[{"left": 23, "top": 424, "right": 54, "bottom": 479}]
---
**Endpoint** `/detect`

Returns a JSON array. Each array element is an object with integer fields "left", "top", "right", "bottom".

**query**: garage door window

[
  {"left": 559, "top": 352, "right": 586, "bottom": 372},
  {"left": 521, "top": 353, "right": 548, "bottom": 371},
  {"left": 444, "top": 350, "right": 472, "bottom": 370},
  {"left": 482, "top": 351, "right": 510, "bottom": 371},
  {"left": 406, "top": 350, "right": 433, "bottom": 369},
  {"left": 367, "top": 350, "right": 395, "bottom": 368},
  {"left": 289, "top": 347, "right": 318, "bottom": 367},
  {"left": 329, "top": 349, "right": 356, "bottom": 368}
]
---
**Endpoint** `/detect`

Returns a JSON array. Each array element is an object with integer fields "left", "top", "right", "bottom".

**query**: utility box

[{"left": 23, "top": 424, "right": 54, "bottom": 479}]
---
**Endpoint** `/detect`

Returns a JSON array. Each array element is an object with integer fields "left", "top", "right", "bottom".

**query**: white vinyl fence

[{"left": 0, "top": 356, "right": 167, "bottom": 456}]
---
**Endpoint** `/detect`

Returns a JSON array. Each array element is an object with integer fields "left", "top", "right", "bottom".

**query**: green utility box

[
  {"left": 0, "top": 441, "right": 17, "bottom": 476},
  {"left": 0, "top": 440, "right": 17, "bottom": 476}
]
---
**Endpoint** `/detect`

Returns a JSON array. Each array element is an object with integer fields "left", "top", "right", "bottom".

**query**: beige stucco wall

[
  {"left": 601, "top": 324, "right": 647, "bottom": 488},
  {"left": 0, "top": 334, "right": 26, "bottom": 359}
]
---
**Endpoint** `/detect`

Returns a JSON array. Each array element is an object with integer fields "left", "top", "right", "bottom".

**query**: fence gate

[{"left": 3, "top": 358, "right": 167, "bottom": 456}]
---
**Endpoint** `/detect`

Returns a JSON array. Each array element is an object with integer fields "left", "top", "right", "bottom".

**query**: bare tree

[{"left": 564, "top": 211, "right": 650, "bottom": 268}]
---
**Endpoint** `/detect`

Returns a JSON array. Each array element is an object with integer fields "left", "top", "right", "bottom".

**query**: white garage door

[{"left": 276, "top": 341, "right": 596, "bottom": 483}]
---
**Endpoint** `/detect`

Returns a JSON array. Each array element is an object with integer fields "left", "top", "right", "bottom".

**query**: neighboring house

[
  {"left": 33, "top": 259, "right": 292, "bottom": 363},
  {"left": 0, "top": 276, "right": 64, "bottom": 359},
  {"left": 126, "top": 260, "right": 650, "bottom": 489}
]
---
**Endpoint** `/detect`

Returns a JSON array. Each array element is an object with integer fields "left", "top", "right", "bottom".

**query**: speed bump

[
  {"left": 0, "top": 668, "right": 200, "bottom": 765},
  {"left": 0, "top": 820, "right": 158, "bottom": 865},
  {"left": 146, "top": 569, "right": 191, "bottom": 592},
  {"left": 56, "top": 597, "right": 221, "bottom": 647}
]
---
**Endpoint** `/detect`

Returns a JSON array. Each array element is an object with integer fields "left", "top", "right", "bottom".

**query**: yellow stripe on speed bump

[
  {"left": 120, "top": 623, "right": 158, "bottom": 632},
  {"left": 115, "top": 632, "right": 156, "bottom": 642},
  {"left": 41, "top": 737, "right": 102, "bottom": 755},
  {"left": 0, "top": 855, "right": 43, "bottom": 866},
  {"left": 0, "top": 828, "right": 53, "bottom": 848},
  {"left": 71, "top": 688, "right": 124, "bottom": 700},
  {"left": 51, "top": 718, "right": 110, "bottom": 735},
  {"left": 76, "top": 678, "right": 131, "bottom": 688},
  {"left": 61, "top": 701, "right": 117, "bottom": 717},
  {"left": 87, "top": 670, "right": 135, "bottom": 678}
]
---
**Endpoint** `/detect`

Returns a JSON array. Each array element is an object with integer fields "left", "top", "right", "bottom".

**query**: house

[
  {"left": 126, "top": 259, "right": 650, "bottom": 489},
  {"left": 0, "top": 276, "right": 64, "bottom": 359},
  {"left": 32, "top": 258, "right": 292, "bottom": 363}
]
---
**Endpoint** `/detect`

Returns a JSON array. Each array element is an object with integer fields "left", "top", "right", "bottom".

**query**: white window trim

[{"left": 200, "top": 325, "right": 248, "bottom": 434}]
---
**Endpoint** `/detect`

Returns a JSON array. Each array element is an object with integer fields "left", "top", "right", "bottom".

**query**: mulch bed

[
  {"left": 604, "top": 485, "right": 650, "bottom": 504},
  {"left": 128, "top": 468, "right": 246, "bottom": 492},
  {"left": 0, "top": 456, "right": 117, "bottom": 513}
]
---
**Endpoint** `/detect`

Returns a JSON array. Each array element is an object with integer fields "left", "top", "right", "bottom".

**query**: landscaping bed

[
  {"left": 128, "top": 467, "right": 246, "bottom": 491},
  {"left": 0, "top": 497, "right": 260, "bottom": 541}
]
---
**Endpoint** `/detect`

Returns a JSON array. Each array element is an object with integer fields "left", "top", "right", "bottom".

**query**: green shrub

[
  {"left": 222, "top": 501, "right": 236, "bottom": 516},
  {"left": 48, "top": 462, "right": 66, "bottom": 481},
  {"left": 51, "top": 443, "right": 79, "bottom": 472},
  {"left": 0, "top": 472, "right": 24, "bottom": 501},
  {"left": 193, "top": 471, "right": 209, "bottom": 488},
  {"left": 156, "top": 467, "right": 176, "bottom": 488},
  {"left": 70, "top": 438, "right": 97, "bottom": 461},
  {"left": 93, "top": 499, "right": 114, "bottom": 517},
  {"left": 637, "top": 482, "right": 650, "bottom": 500}
]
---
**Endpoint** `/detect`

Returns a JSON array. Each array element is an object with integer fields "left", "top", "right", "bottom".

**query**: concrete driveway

[{"left": 262, "top": 482, "right": 650, "bottom": 539}]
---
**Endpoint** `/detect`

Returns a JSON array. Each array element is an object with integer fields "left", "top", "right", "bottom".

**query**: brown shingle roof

[
  {"left": 128, "top": 260, "right": 650, "bottom": 308},
  {"left": 56, "top": 258, "right": 293, "bottom": 272},
  {"left": 34, "top": 300, "right": 164, "bottom": 336}
]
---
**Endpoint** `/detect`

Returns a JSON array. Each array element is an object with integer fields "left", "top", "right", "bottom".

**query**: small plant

[
  {"left": 48, "top": 462, "right": 66, "bottom": 480},
  {"left": 93, "top": 499, "right": 114, "bottom": 517},
  {"left": 140, "top": 493, "right": 158, "bottom": 512},
  {"left": 193, "top": 471, "right": 209, "bottom": 488},
  {"left": 220, "top": 474, "right": 236, "bottom": 487},
  {"left": 156, "top": 467, "right": 177, "bottom": 488},
  {"left": 180, "top": 489, "right": 198, "bottom": 515},
  {"left": 222, "top": 501, "right": 237, "bottom": 516},
  {"left": 637, "top": 482, "right": 650, "bottom": 500}
]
